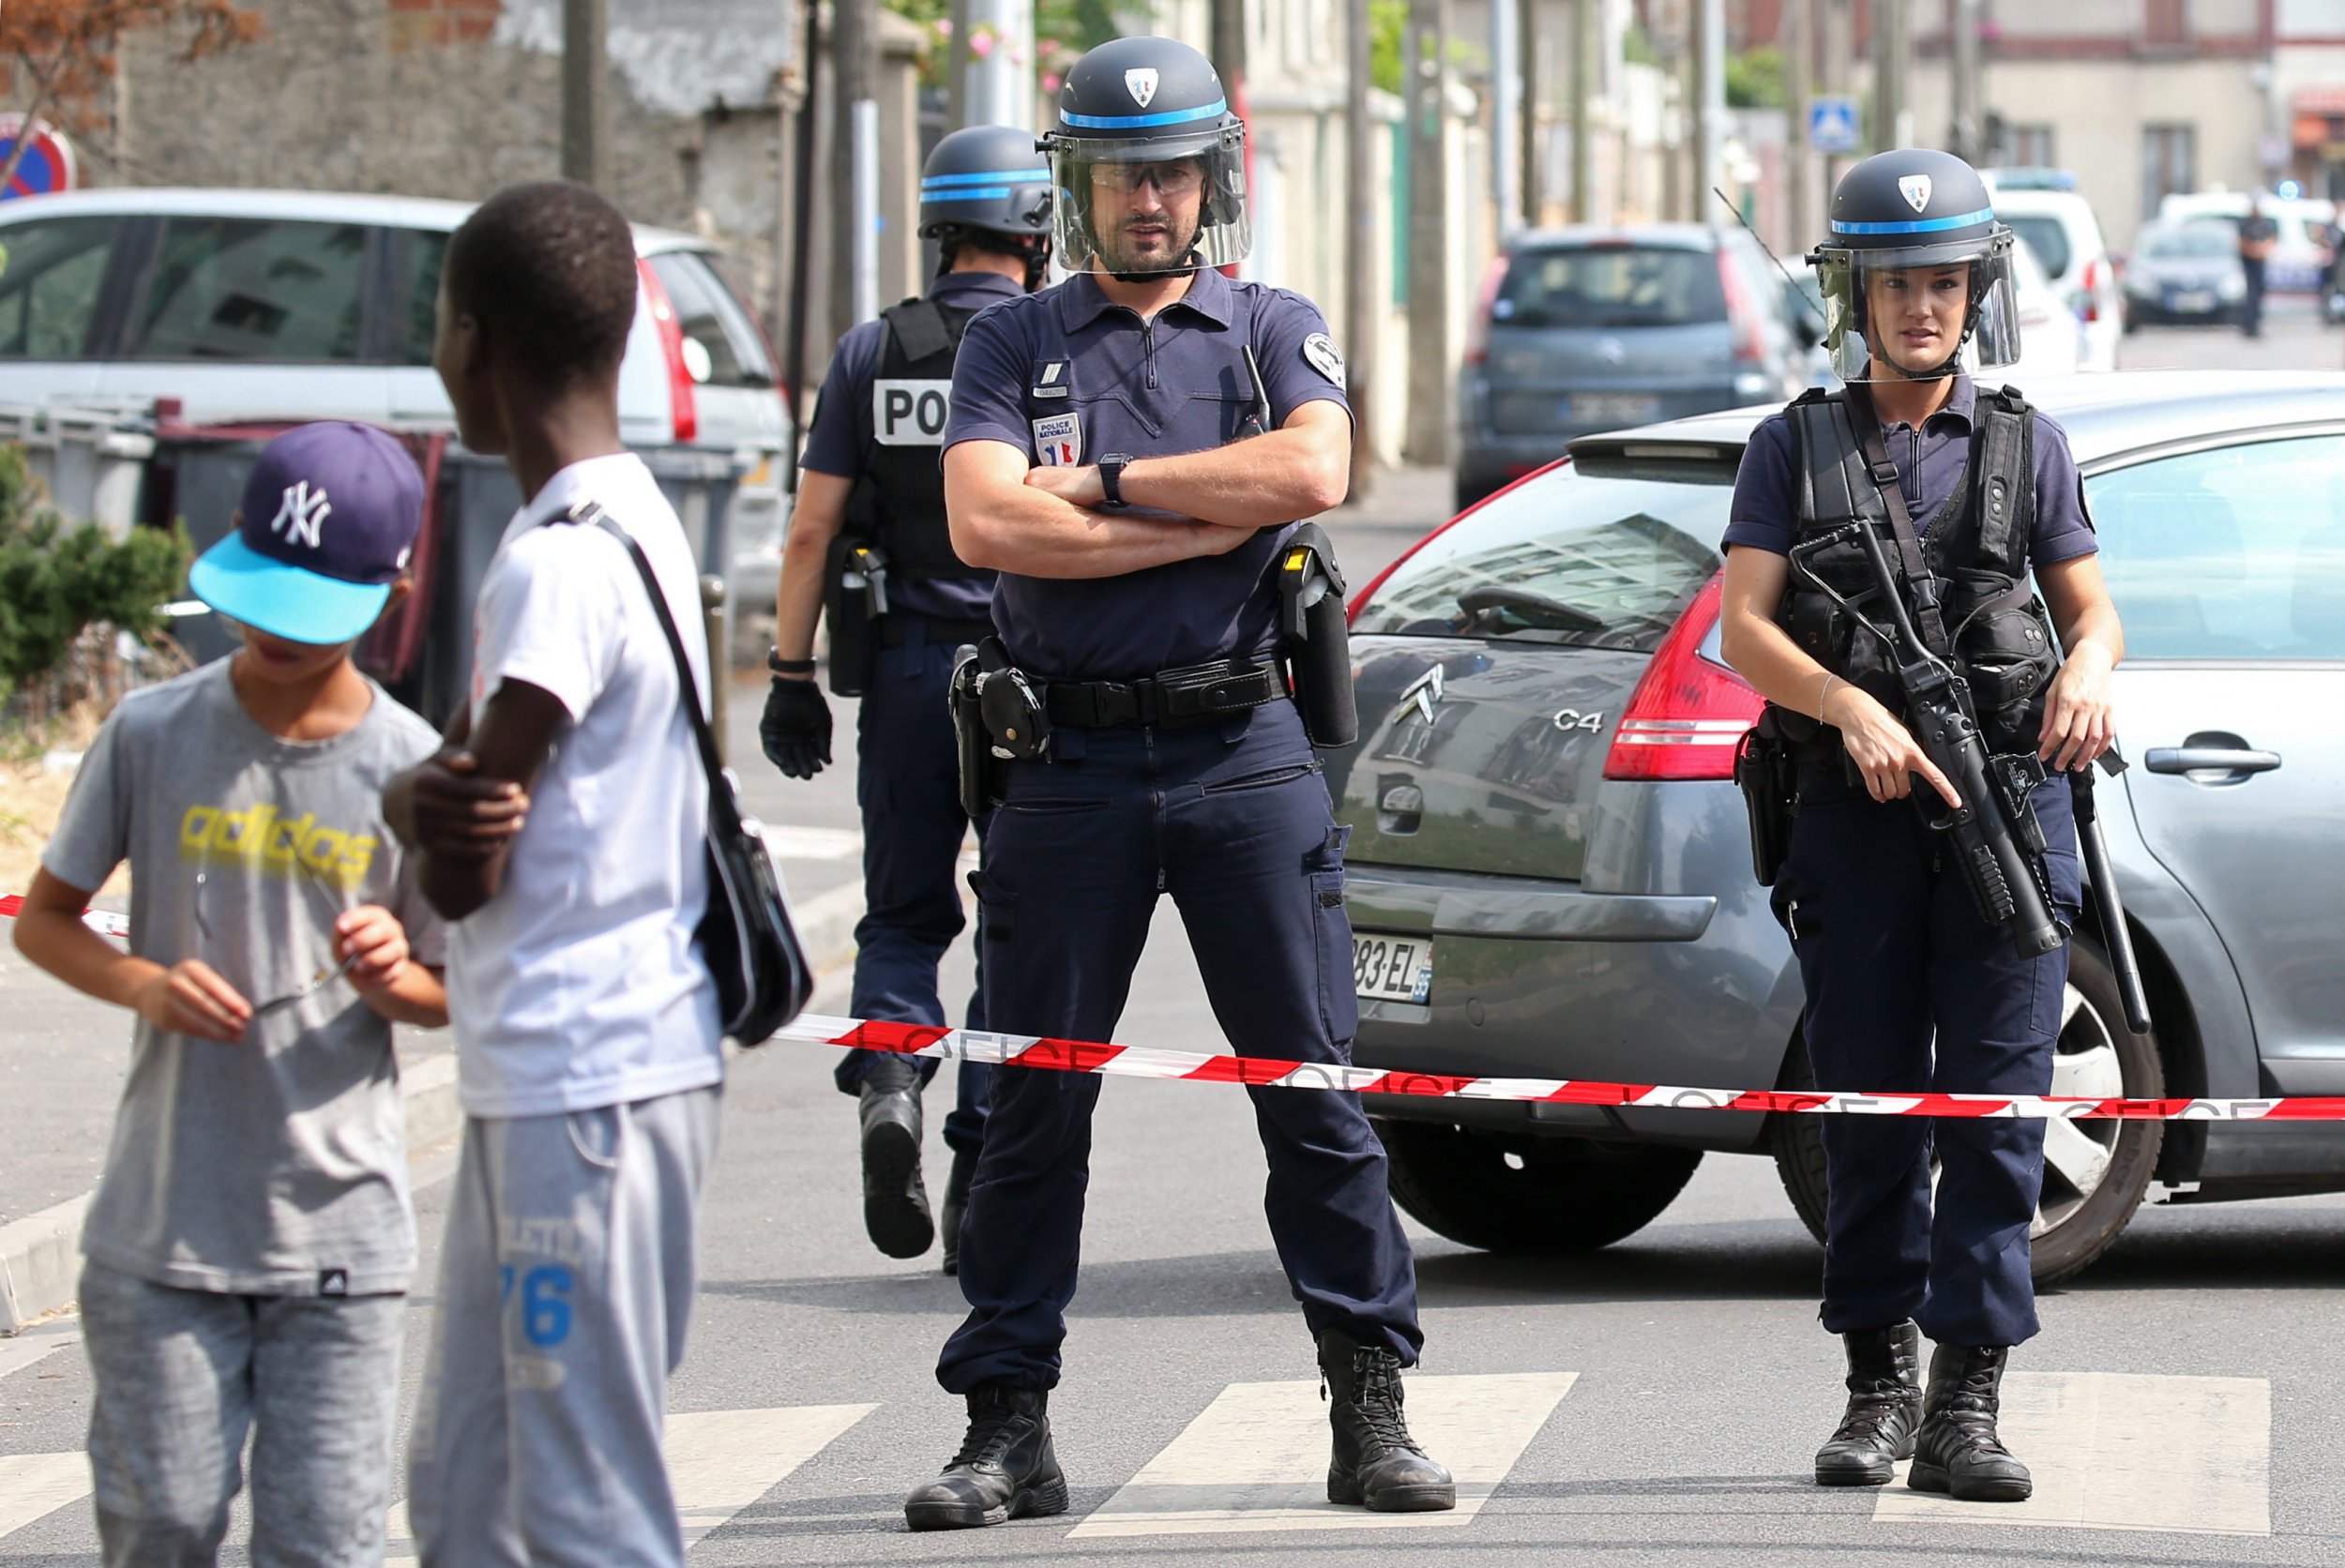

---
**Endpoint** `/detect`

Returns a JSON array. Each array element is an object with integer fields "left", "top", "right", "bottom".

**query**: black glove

[{"left": 760, "top": 676, "right": 833, "bottom": 780}]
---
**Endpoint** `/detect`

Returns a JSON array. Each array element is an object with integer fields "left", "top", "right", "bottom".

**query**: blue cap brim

[{"left": 189, "top": 532, "right": 393, "bottom": 646}]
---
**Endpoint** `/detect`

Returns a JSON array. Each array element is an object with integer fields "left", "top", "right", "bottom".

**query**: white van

[
  {"left": 2156, "top": 189, "right": 2338, "bottom": 294},
  {"left": 1986, "top": 182, "right": 2121, "bottom": 373},
  {"left": 0, "top": 188, "right": 788, "bottom": 604}
]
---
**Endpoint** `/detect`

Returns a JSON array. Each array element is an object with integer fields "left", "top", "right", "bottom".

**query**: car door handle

[{"left": 2143, "top": 746, "right": 2281, "bottom": 776}]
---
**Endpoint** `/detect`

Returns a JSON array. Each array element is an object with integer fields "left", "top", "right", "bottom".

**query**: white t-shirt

[{"left": 445, "top": 452, "right": 723, "bottom": 1117}]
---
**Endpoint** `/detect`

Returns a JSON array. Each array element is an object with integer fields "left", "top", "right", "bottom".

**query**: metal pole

[
  {"left": 1786, "top": 0, "right": 1812, "bottom": 250},
  {"left": 782, "top": 0, "right": 822, "bottom": 482},
  {"left": 967, "top": 0, "right": 1036, "bottom": 128},
  {"left": 947, "top": 0, "right": 971, "bottom": 128},
  {"left": 1950, "top": 0, "right": 1983, "bottom": 162},
  {"left": 1520, "top": 0, "right": 1541, "bottom": 227},
  {"left": 1822, "top": 0, "right": 1853, "bottom": 188},
  {"left": 1402, "top": 0, "right": 1451, "bottom": 466},
  {"left": 1569, "top": 0, "right": 1594, "bottom": 222},
  {"left": 560, "top": 0, "right": 611, "bottom": 192},
  {"left": 852, "top": 98, "right": 879, "bottom": 324},
  {"left": 701, "top": 576, "right": 731, "bottom": 734},
  {"left": 1873, "top": 0, "right": 1910, "bottom": 151},
  {"left": 831, "top": 0, "right": 873, "bottom": 333},
  {"left": 1345, "top": 0, "right": 1378, "bottom": 500},
  {"left": 1698, "top": 0, "right": 1724, "bottom": 218},
  {"left": 1490, "top": 0, "right": 1520, "bottom": 240}
]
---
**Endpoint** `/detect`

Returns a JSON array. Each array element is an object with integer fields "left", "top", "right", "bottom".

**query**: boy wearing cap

[{"left": 11, "top": 421, "right": 449, "bottom": 1564}]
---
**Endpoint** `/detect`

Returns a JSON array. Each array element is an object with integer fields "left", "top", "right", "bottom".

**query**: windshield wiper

[{"left": 1457, "top": 585, "right": 1611, "bottom": 634}]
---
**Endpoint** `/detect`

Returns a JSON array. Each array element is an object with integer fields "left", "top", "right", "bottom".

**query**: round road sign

[{"left": 0, "top": 113, "right": 78, "bottom": 201}]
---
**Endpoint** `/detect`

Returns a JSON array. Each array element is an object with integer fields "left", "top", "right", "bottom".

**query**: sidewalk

[{"left": 0, "top": 466, "right": 1452, "bottom": 1327}]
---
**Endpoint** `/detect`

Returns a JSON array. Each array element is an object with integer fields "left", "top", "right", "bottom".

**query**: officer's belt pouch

[
  {"left": 823, "top": 532, "right": 883, "bottom": 698},
  {"left": 948, "top": 642, "right": 1003, "bottom": 817},
  {"left": 1733, "top": 706, "right": 1798, "bottom": 887},
  {"left": 1950, "top": 574, "right": 2056, "bottom": 714},
  {"left": 1278, "top": 520, "right": 1358, "bottom": 748},
  {"left": 973, "top": 636, "right": 1052, "bottom": 761}
]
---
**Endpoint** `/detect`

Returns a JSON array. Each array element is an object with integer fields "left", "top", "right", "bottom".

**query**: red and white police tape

[
  {"left": 0, "top": 892, "right": 129, "bottom": 939},
  {"left": 8, "top": 890, "right": 2339, "bottom": 1123},
  {"left": 781, "top": 1014, "right": 2345, "bottom": 1123}
]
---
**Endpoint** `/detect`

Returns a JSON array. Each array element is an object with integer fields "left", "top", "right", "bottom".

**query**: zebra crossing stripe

[
  {"left": 1068, "top": 1372, "right": 1576, "bottom": 1537},
  {"left": 0, "top": 1451, "right": 88, "bottom": 1537},
  {"left": 382, "top": 1403, "right": 878, "bottom": 1559},
  {"left": 1873, "top": 1372, "right": 2270, "bottom": 1536}
]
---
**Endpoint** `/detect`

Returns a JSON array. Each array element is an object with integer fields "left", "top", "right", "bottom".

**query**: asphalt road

[{"left": 5, "top": 331, "right": 2343, "bottom": 1561}]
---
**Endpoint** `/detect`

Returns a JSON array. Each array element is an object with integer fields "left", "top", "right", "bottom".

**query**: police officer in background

[
  {"left": 760, "top": 126, "right": 1052, "bottom": 1270},
  {"left": 1718, "top": 149, "right": 2124, "bottom": 1503},
  {"left": 898, "top": 35, "right": 1453, "bottom": 1531}
]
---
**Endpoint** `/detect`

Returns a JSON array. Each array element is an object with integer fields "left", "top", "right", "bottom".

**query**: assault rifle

[{"left": 1790, "top": 522, "right": 2065, "bottom": 959}]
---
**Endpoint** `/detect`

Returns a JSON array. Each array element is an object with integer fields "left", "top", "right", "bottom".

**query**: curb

[{"left": 0, "top": 877, "right": 872, "bottom": 1335}]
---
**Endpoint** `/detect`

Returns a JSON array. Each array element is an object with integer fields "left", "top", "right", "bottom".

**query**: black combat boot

[
  {"left": 903, "top": 1385, "right": 1067, "bottom": 1530},
  {"left": 1316, "top": 1328, "right": 1456, "bottom": 1513},
  {"left": 859, "top": 1055, "right": 932, "bottom": 1259},
  {"left": 1814, "top": 1320, "right": 1924, "bottom": 1486},
  {"left": 939, "top": 1146, "right": 978, "bottom": 1276},
  {"left": 1908, "top": 1344, "right": 2032, "bottom": 1502}
]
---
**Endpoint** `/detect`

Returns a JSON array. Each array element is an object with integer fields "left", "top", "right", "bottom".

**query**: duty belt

[
  {"left": 879, "top": 613, "right": 996, "bottom": 650},
  {"left": 1044, "top": 657, "right": 1287, "bottom": 728}
]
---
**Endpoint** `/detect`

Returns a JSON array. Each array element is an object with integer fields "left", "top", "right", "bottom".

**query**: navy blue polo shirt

[
  {"left": 801, "top": 270, "right": 1024, "bottom": 621},
  {"left": 1725, "top": 377, "right": 2098, "bottom": 568},
  {"left": 942, "top": 264, "right": 1353, "bottom": 681}
]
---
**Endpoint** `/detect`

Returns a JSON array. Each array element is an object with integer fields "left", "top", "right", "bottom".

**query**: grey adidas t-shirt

[{"left": 43, "top": 661, "right": 446, "bottom": 1297}]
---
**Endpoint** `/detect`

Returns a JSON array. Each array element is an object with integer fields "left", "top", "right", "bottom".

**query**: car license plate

[
  {"left": 2171, "top": 290, "right": 2216, "bottom": 312},
  {"left": 1353, "top": 934, "right": 1434, "bottom": 1004},
  {"left": 1568, "top": 394, "right": 1660, "bottom": 426}
]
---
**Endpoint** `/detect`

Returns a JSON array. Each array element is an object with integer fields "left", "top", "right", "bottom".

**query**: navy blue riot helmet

[
  {"left": 1042, "top": 35, "right": 1249, "bottom": 276},
  {"left": 919, "top": 125, "right": 1053, "bottom": 282},
  {"left": 1809, "top": 148, "right": 2022, "bottom": 383}
]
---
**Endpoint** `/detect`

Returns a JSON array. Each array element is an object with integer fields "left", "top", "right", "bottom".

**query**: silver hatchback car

[{"left": 1333, "top": 370, "right": 2345, "bottom": 1284}]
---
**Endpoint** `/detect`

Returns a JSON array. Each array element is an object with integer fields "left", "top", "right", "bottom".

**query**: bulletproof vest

[
  {"left": 850, "top": 296, "right": 985, "bottom": 580},
  {"left": 1776, "top": 386, "right": 2059, "bottom": 755}
]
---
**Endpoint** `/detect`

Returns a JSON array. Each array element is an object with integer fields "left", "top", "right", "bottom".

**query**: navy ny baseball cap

[{"left": 189, "top": 422, "right": 426, "bottom": 646}]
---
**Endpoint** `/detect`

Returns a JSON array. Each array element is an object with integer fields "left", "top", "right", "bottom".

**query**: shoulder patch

[{"left": 1301, "top": 332, "right": 1346, "bottom": 390}]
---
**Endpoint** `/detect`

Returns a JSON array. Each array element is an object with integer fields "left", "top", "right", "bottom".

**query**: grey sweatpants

[
  {"left": 79, "top": 1259, "right": 403, "bottom": 1568},
  {"left": 404, "top": 1084, "right": 722, "bottom": 1568}
]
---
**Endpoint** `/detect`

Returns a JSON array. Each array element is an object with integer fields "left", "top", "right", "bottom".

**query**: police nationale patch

[
  {"left": 1899, "top": 173, "right": 1933, "bottom": 213},
  {"left": 1302, "top": 332, "right": 1346, "bottom": 389},
  {"left": 1033, "top": 412, "right": 1082, "bottom": 467}
]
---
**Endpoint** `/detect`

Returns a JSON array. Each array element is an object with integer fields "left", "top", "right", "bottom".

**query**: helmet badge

[
  {"left": 1898, "top": 174, "right": 1932, "bottom": 214},
  {"left": 1125, "top": 68, "right": 1159, "bottom": 109}
]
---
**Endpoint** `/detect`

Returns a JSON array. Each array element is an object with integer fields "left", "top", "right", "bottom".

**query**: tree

[{"left": 0, "top": 0, "right": 265, "bottom": 196}]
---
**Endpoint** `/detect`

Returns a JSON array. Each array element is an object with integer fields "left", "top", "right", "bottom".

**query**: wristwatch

[{"left": 1097, "top": 452, "right": 1134, "bottom": 510}]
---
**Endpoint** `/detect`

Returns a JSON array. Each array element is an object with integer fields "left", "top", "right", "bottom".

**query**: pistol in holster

[
  {"left": 948, "top": 637, "right": 1051, "bottom": 817},
  {"left": 822, "top": 534, "right": 891, "bottom": 698},
  {"left": 1733, "top": 706, "right": 1799, "bottom": 886},
  {"left": 1278, "top": 520, "right": 1357, "bottom": 748}
]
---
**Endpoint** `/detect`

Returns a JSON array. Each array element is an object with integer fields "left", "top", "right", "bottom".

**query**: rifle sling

[{"left": 1846, "top": 382, "right": 1956, "bottom": 662}]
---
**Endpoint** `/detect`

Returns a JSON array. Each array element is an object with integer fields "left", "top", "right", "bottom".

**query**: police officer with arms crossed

[
  {"left": 898, "top": 34, "right": 1454, "bottom": 1531},
  {"left": 761, "top": 126, "right": 1052, "bottom": 1270},
  {"left": 1718, "top": 149, "right": 2124, "bottom": 1503}
]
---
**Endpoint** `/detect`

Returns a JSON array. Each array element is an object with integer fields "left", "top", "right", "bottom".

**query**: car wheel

[
  {"left": 1767, "top": 937, "right": 2163, "bottom": 1287},
  {"left": 1375, "top": 1120, "right": 1702, "bottom": 1253}
]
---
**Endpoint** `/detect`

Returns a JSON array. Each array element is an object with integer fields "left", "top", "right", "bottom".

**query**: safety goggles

[{"left": 192, "top": 848, "right": 360, "bottom": 1020}]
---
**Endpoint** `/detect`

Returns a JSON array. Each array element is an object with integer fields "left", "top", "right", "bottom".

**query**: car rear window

[
  {"left": 0, "top": 216, "right": 115, "bottom": 360},
  {"left": 1352, "top": 463, "right": 1735, "bottom": 652},
  {"left": 1491, "top": 247, "right": 1727, "bottom": 330},
  {"left": 647, "top": 251, "right": 774, "bottom": 388},
  {"left": 2006, "top": 214, "right": 2073, "bottom": 279},
  {"left": 129, "top": 219, "right": 367, "bottom": 363},
  {"left": 2140, "top": 224, "right": 2235, "bottom": 261}
]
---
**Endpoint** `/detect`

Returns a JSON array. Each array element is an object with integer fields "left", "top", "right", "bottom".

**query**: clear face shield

[
  {"left": 1049, "top": 122, "right": 1251, "bottom": 277},
  {"left": 1814, "top": 231, "right": 2022, "bottom": 384}
]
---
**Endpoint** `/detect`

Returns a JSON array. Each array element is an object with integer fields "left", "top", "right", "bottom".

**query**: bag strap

[
  {"left": 1845, "top": 383, "right": 1955, "bottom": 660},
  {"left": 562, "top": 500, "right": 724, "bottom": 804}
]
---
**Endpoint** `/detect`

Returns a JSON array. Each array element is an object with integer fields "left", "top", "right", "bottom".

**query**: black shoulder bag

[{"left": 570, "top": 502, "right": 813, "bottom": 1043}]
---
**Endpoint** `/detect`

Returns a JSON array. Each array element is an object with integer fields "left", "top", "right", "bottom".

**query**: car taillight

[
  {"left": 2080, "top": 257, "right": 2105, "bottom": 324},
  {"left": 637, "top": 258, "right": 700, "bottom": 444},
  {"left": 1601, "top": 573, "right": 1764, "bottom": 781},
  {"left": 1461, "top": 255, "right": 1509, "bottom": 367},
  {"left": 1717, "top": 251, "right": 1765, "bottom": 363}
]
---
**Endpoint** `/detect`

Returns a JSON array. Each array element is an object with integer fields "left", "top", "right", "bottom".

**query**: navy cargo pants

[
  {"left": 1777, "top": 772, "right": 2081, "bottom": 1349},
  {"left": 833, "top": 622, "right": 991, "bottom": 1157},
  {"left": 938, "top": 698, "right": 1423, "bottom": 1393}
]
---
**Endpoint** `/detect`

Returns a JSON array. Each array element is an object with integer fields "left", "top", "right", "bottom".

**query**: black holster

[
  {"left": 948, "top": 642, "right": 1001, "bottom": 818},
  {"left": 1734, "top": 707, "right": 1798, "bottom": 886},
  {"left": 823, "top": 534, "right": 890, "bottom": 697},
  {"left": 1278, "top": 520, "right": 1357, "bottom": 748}
]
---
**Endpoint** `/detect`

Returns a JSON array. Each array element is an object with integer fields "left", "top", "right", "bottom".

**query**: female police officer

[
  {"left": 896, "top": 34, "right": 1452, "bottom": 1531},
  {"left": 1717, "top": 149, "right": 2123, "bottom": 1503}
]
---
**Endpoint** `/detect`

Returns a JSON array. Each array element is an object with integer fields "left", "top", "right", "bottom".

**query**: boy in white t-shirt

[{"left": 385, "top": 181, "right": 723, "bottom": 1567}]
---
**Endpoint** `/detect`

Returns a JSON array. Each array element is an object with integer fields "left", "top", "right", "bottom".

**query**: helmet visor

[
  {"left": 1816, "top": 236, "right": 2023, "bottom": 384},
  {"left": 1049, "top": 124, "right": 1250, "bottom": 275}
]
